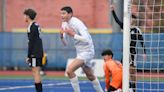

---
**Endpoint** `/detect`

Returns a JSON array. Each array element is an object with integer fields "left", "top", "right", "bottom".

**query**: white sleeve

[
  {"left": 63, "top": 33, "right": 68, "bottom": 41},
  {"left": 73, "top": 22, "right": 90, "bottom": 43},
  {"left": 74, "top": 34, "right": 88, "bottom": 42},
  {"left": 61, "top": 22, "right": 69, "bottom": 42},
  {"left": 61, "top": 22, "right": 69, "bottom": 30}
]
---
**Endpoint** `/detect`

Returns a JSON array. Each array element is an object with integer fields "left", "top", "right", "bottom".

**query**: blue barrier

[{"left": 0, "top": 32, "right": 164, "bottom": 70}]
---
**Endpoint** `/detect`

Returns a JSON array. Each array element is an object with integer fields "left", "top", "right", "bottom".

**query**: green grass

[
  {"left": 0, "top": 75, "right": 104, "bottom": 81},
  {"left": 0, "top": 75, "right": 67, "bottom": 80},
  {"left": 0, "top": 75, "right": 164, "bottom": 82},
  {"left": 137, "top": 77, "right": 164, "bottom": 82}
]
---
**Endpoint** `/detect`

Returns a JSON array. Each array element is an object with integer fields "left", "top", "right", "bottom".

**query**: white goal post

[{"left": 123, "top": 0, "right": 131, "bottom": 92}]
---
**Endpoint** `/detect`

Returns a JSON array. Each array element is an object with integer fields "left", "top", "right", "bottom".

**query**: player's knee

[
  {"left": 88, "top": 77, "right": 95, "bottom": 81},
  {"left": 87, "top": 74, "right": 95, "bottom": 81},
  {"left": 66, "top": 69, "right": 73, "bottom": 77},
  {"left": 32, "top": 67, "right": 40, "bottom": 74},
  {"left": 32, "top": 68, "right": 37, "bottom": 73}
]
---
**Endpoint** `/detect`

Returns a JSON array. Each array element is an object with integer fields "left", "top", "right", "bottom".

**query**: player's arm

[
  {"left": 111, "top": 5, "right": 123, "bottom": 29},
  {"left": 103, "top": 64, "right": 111, "bottom": 90},
  {"left": 75, "top": 28, "right": 90, "bottom": 43},
  {"left": 60, "top": 29, "right": 67, "bottom": 46},
  {"left": 74, "top": 21, "right": 91, "bottom": 43},
  {"left": 28, "top": 25, "right": 38, "bottom": 58},
  {"left": 64, "top": 26, "right": 89, "bottom": 43}
]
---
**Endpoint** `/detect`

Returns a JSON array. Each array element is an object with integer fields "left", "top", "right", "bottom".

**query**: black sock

[
  {"left": 35, "top": 83, "right": 42, "bottom": 92},
  {"left": 129, "top": 82, "right": 132, "bottom": 88},
  {"left": 132, "top": 83, "right": 136, "bottom": 92},
  {"left": 130, "top": 82, "right": 136, "bottom": 92}
]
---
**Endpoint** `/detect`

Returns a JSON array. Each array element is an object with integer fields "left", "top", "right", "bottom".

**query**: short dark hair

[
  {"left": 61, "top": 6, "right": 73, "bottom": 14},
  {"left": 24, "top": 8, "right": 37, "bottom": 20},
  {"left": 101, "top": 49, "right": 113, "bottom": 57}
]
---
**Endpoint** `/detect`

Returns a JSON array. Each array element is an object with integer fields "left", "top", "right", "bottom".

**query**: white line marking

[{"left": 0, "top": 81, "right": 88, "bottom": 91}]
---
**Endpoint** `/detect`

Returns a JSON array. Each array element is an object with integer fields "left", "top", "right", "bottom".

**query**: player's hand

[
  {"left": 60, "top": 28, "right": 64, "bottom": 39},
  {"left": 60, "top": 28, "right": 64, "bottom": 34},
  {"left": 26, "top": 58, "right": 29, "bottom": 63},
  {"left": 63, "top": 28, "right": 75, "bottom": 37},
  {"left": 110, "top": 4, "right": 115, "bottom": 11},
  {"left": 60, "top": 28, "right": 67, "bottom": 46}
]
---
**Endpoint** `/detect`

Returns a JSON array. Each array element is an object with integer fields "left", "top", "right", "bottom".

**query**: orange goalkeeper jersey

[{"left": 103, "top": 59, "right": 122, "bottom": 89}]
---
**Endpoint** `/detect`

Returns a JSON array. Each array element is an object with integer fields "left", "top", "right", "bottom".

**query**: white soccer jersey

[{"left": 62, "top": 17, "right": 95, "bottom": 55}]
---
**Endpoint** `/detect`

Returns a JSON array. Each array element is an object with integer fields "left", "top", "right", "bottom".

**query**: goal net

[{"left": 123, "top": 0, "right": 164, "bottom": 92}]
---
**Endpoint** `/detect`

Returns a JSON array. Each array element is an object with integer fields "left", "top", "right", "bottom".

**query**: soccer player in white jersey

[{"left": 60, "top": 6, "right": 104, "bottom": 92}]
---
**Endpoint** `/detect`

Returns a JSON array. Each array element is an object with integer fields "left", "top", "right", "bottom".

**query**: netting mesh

[
  {"left": 130, "top": 0, "right": 164, "bottom": 92},
  {"left": 132, "top": 0, "right": 164, "bottom": 33}
]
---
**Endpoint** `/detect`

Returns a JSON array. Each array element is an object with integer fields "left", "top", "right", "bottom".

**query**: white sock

[
  {"left": 129, "top": 88, "right": 134, "bottom": 92},
  {"left": 91, "top": 78, "right": 103, "bottom": 92},
  {"left": 114, "top": 89, "right": 122, "bottom": 92},
  {"left": 70, "top": 76, "right": 80, "bottom": 92}
]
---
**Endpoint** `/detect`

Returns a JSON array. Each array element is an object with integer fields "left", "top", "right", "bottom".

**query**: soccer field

[
  {"left": 0, "top": 72, "right": 164, "bottom": 92},
  {"left": 0, "top": 79, "right": 104, "bottom": 92},
  {"left": 0, "top": 78, "right": 164, "bottom": 92},
  {"left": 0, "top": 76, "right": 105, "bottom": 92}
]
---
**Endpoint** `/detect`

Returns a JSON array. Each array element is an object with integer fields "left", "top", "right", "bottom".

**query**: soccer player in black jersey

[
  {"left": 24, "top": 8, "right": 43, "bottom": 92},
  {"left": 111, "top": 5, "right": 146, "bottom": 92}
]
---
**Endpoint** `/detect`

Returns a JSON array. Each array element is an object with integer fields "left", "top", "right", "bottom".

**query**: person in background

[{"left": 24, "top": 8, "right": 44, "bottom": 92}]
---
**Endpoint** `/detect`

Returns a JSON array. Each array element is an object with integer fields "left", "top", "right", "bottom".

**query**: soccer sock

[
  {"left": 131, "top": 83, "right": 136, "bottom": 92},
  {"left": 129, "top": 82, "right": 132, "bottom": 88},
  {"left": 70, "top": 76, "right": 80, "bottom": 92},
  {"left": 35, "top": 83, "right": 42, "bottom": 92},
  {"left": 91, "top": 78, "right": 103, "bottom": 92},
  {"left": 130, "top": 82, "right": 136, "bottom": 92}
]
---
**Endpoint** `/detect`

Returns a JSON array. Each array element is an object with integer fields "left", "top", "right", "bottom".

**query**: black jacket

[{"left": 27, "top": 22, "right": 43, "bottom": 58}]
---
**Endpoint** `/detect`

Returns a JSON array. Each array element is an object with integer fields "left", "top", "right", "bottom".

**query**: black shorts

[
  {"left": 28, "top": 57, "right": 42, "bottom": 67},
  {"left": 108, "top": 85, "right": 117, "bottom": 92}
]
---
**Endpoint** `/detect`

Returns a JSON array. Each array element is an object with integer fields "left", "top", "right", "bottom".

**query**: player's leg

[
  {"left": 82, "top": 65, "right": 103, "bottom": 92},
  {"left": 30, "top": 57, "right": 43, "bottom": 92},
  {"left": 66, "top": 59, "right": 84, "bottom": 92},
  {"left": 130, "top": 54, "right": 136, "bottom": 92},
  {"left": 32, "top": 66, "right": 42, "bottom": 92},
  {"left": 130, "top": 65, "right": 136, "bottom": 92}
]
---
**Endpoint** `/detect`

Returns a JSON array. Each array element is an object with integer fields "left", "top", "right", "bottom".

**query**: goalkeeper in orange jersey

[{"left": 101, "top": 49, "right": 122, "bottom": 92}]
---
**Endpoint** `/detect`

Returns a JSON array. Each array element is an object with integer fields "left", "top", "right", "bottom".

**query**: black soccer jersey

[
  {"left": 130, "top": 27, "right": 146, "bottom": 54},
  {"left": 27, "top": 22, "right": 43, "bottom": 58},
  {"left": 112, "top": 10, "right": 146, "bottom": 54}
]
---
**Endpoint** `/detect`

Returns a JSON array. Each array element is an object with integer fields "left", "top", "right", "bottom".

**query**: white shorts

[{"left": 76, "top": 51, "right": 94, "bottom": 68}]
